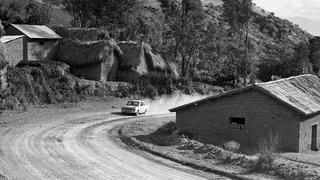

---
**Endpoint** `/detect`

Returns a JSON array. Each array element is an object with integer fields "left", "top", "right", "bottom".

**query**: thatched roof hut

[
  {"left": 118, "top": 41, "right": 179, "bottom": 79},
  {"left": 56, "top": 38, "right": 120, "bottom": 67},
  {"left": 53, "top": 26, "right": 110, "bottom": 41},
  {"left": 118, "top": 41, "right": 148, "bottom": 74},
  {"left": 55, "top": 38, "right": 121, "bottom": 81}
]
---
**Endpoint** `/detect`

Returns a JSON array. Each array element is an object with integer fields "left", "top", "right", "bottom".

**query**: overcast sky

[
  {"left": 253, "top": 0, "right": 320, "bottom": 35},
  {"left": 253, "top": 0, "right": 320, "bottom": 19}
]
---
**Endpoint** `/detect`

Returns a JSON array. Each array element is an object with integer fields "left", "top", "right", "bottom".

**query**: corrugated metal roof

[
  {"left": 0, "top": 35, "right": 24, "bottom": 43},
  {"left": 10, "top": 24, "right": 61, "bottom": 39},
  {"left": 256, "top": 74, "right": 320, "bottom": 116},
  {"left": 170, "top": 75, "right": 320, "bottom": 116}
]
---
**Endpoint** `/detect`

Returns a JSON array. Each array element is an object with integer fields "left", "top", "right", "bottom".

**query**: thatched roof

[
  {"left": 53, "top": 26, "right": 110, "bottom": 41},
  {"left": 118, "top": 41, "right": 148, "bottom": 74},
  {"left": 145, "top": 51, "right": 166, "bottom": 71},
  {"left": 56, "top": 38, "right": 120, "bottom": 67},
  {"left": 170, "top": 75, "right": 320, "bottom": 116}
]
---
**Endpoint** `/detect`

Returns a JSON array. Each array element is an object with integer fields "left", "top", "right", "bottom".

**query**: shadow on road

[{"left": 110, "top": 112, "right": 136, "bottom": 117}]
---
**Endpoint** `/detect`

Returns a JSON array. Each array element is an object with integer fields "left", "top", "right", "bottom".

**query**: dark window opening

[
  {"left": 39, "top": 41, "right": 44, "bottom": 45},
  {"left": 229, "top": 117, "right": 245, "bottom": 130}
]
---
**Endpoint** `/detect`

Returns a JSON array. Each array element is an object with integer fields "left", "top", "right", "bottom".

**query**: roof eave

[
  {"left": 169, "top": 85, "right": 255, "bottom": 112},
  {"left": 252, "top": 84, "right": 309, "bottom": 116}
]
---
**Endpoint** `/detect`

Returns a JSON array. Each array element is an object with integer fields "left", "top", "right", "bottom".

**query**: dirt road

[{"left": 0, "top": 111, "right": 222, "bottom": 180}]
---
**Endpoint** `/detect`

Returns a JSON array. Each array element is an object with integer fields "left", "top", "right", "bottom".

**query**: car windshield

[{"left": 127, "top": 101, "right": 140, "bottom": 106}]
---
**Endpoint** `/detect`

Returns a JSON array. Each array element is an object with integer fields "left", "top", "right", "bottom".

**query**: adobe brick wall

[
  {"left": 27, "top": 40, "right": 57, "bottom": 61},
  {"left": 299, "top": 115, "right": 320, "bottom": 151},
  {"left": 176, "top": 88, "right": 302, "bottom": 152},
  {"left": 4, "top": 37, "right": 24, "bottom": 66}
]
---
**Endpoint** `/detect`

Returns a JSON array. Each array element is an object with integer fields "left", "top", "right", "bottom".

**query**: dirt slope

[{"left": 0, "top": 109, "right": 220, "bottom": 180}]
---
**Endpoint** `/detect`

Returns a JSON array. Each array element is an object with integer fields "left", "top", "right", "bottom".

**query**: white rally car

[{"left": 121, "top": 100, "right": 149, "bottom": 115}]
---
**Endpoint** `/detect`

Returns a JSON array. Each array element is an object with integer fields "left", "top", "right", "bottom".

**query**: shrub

[
  {"left": 153, "top": 121, "right": 177, "bottom": 136},
  {"left": 178, "top": 127, "right": 199, "bottom": 140},
  {"left": 253, "top": 132, "right": 280, "bottom": 172},
  {"left": 223, "top": 141, "right": 240, "bottom": 152},
  {"left": 150, "top": 131, "right": 180, "bottom": 146},
  {"left": 256, "top": 132, "right": 280, "bottom": 156}
]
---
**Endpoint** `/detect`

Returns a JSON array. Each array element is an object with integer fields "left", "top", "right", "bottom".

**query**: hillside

[{"left": 0, "top": 0, "right": 316, "bottom": 110}]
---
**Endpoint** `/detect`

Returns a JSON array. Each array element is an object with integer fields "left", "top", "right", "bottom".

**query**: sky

[{"left": 253, "top": 0, "right": 320, "bottom": 35}]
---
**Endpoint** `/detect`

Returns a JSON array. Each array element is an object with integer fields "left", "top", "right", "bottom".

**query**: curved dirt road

[{"left": 0, "top": 112, "right": 216, "bottom": 180}]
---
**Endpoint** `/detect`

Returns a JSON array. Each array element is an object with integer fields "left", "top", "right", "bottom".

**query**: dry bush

[
  {"left": 253, "top": 132, "right": 280, "bottom": 172},
  {"left": 223, "top": 141, "right": 240, "bottom": 152},
  {"left": 178, "top": 128, "right": 199, "bottom": 140},
  {"left": 148, "top": 121, "right": 180, "bottom": 146},
  {"left": 178, "top": 139, "right": 203, "bottom": 150},
  {"left": 153, "top": 121, "right": 177, "bottom": 136},
  {"left": 150, "top": 131, "right": 181, "bottom": 146}
]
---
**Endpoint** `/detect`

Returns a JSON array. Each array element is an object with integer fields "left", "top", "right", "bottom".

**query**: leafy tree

[
  {"left": 309, "top": 36, "right": 320, "bottom": 74},
  {"left": 221, "top": 0, "right": 253, "bottom": 83},
  {"left": 287, "top": 42, "right": 312, "bottom": 76},
  {"left": 26, "top": 2, "right": 51, "bottom": 25},
  {"left": 46, "top": 0, "right": 139, "bottom": 28},
  {"left": 0, "top": 0, "right": 51, "bottom": 25},
  {"left": 0, "top": 0, "right": 25, "bottom": 23},
  {"left": 160, "top": 0, "right": 208, "bottom": 77}
]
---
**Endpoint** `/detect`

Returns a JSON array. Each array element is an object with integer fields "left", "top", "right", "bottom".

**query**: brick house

[
  {"left": 5, "top": 24, "right": 61, "bottom": 61},
  {"left": 170, "top": 75, "right": 320, "bottom": 152},
  {"left": 0, "top": 35, "right": 27, "bottom": 66}
]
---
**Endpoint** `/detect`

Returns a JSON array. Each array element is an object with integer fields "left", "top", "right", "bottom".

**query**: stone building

[
  {"left": 170, "top": 75, "right": 320, "bottom": 152},
  {"left": 0, "top": 35, "right": 26, "bottom": 66},
  {"left": 5, "top": 24, "right": 61, "bottom": 61}
]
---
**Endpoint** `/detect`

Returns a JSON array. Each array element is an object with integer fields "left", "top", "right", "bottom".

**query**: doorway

[{"left": 312, "top": 124, "right": 318, "bottom": 151}]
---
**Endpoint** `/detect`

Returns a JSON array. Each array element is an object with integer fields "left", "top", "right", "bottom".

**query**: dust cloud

[{"left": 143, "top": 92, "right": 211, "bottom": 115}]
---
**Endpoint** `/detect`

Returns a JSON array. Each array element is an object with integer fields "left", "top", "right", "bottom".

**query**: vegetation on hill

[
  {"left": 44, "top": 0, "right": 316, "bottom": 83},
  {"left": 1, "top": 0, "right": 320, "bottom": 109}
]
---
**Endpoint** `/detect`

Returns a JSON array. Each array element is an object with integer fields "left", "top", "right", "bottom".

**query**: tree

[
  {"left": 26, "top": 2, "right": 51, "bottom": 25},
  {"left": 0, "top": 0, "right": 25, "bottom": 24},
  {"left": 46, "top": 0, "right": 139, "bottom": 28},
  {"left": 160, "top": 0, "right": 208, "bottom": 77},
  {"left": 309, "top": 36, "right": 320, "bottom": 74},
  {"left": 287, "top": 42, "right": 312, "bottom": 76},
  {"left": 221, "top": 0, "right": 253, "bottom": 84},
  {"left": 0, "top": 1, "right": 51, "bottom": 25}
]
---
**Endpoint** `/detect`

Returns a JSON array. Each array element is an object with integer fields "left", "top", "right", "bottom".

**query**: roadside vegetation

[{"left": 119, "top": 118, "right": 320, "bottom": 180}]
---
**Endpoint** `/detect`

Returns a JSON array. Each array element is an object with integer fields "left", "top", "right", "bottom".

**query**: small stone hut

[
  {"left": 55, "top": 38, "right": 121, "bottom": 82},
  {"left": 0, "top": 41, "right": 10, "bottom": 90},
  {"left": 5, "top": 24, "right": 61, "bottom": 61},
  {"left": 170, "top": 75, "right": 320, "bottom": 152},
  {"left": 0, "top": 35, "right": 26, "bottom": 66}
]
